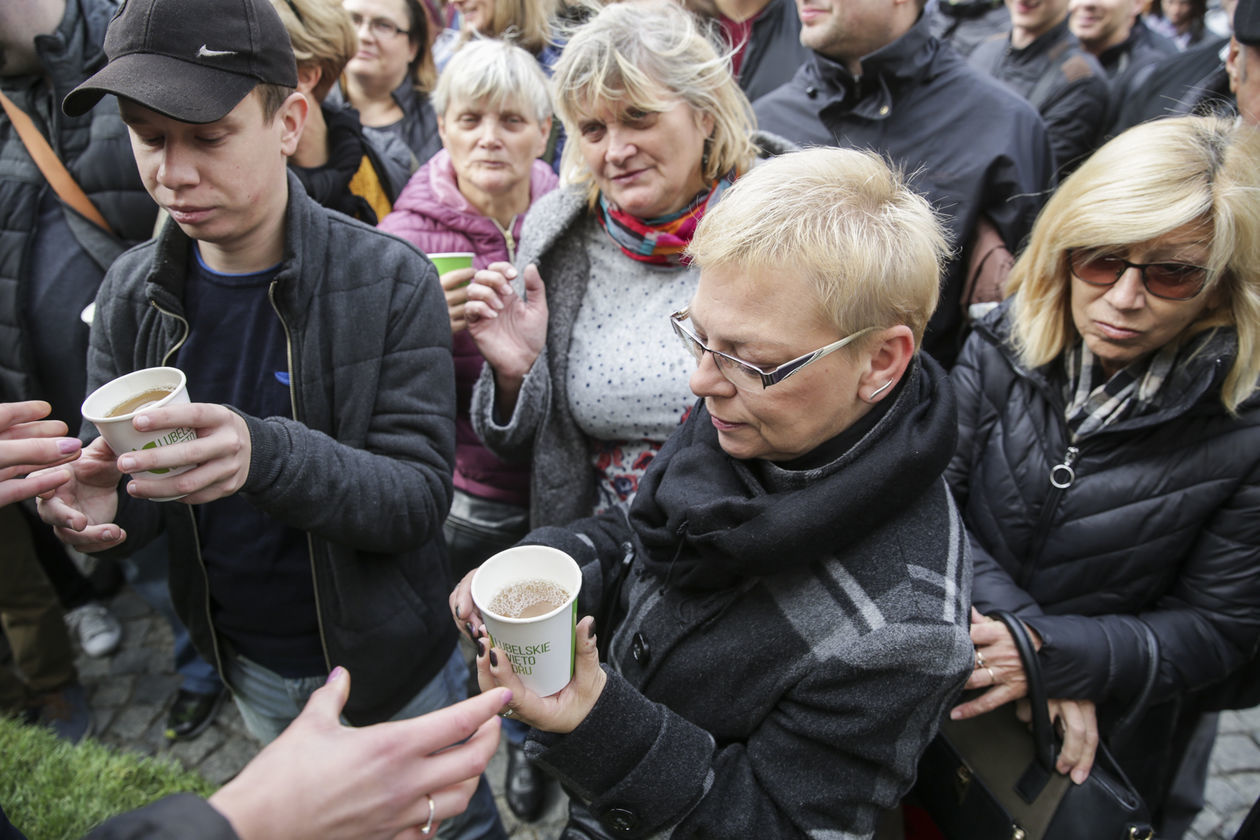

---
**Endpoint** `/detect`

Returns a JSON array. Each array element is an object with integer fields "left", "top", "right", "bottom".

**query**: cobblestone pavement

[{"left": 77, "top": 588, "right": 1258, "bottom": 839}]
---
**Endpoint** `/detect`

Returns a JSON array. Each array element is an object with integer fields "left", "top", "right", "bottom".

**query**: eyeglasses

[
  {"left": 669, "top": 308, "right": 876, "bottom": 390},
  {"left": 1067, "top": 249, "right": 1209, "bottom": 301},
  {"left": 348, "top": 11, "right": 411, "bottom": 39}
]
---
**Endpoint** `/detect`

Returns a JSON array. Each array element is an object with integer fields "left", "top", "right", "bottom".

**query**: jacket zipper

[
  {"left": 150, "top": 301, "right": 229, "bottom": 681},
  {"left": 268, "top": 281, "right": 333, "bottom": 672},
  {"left": 493, "top": 217, "right": 518, "bottom": 265},
  {"left": 1018, "top": 444, "right": 1080, "bottom": 589},
  {"left": 153, "top": 301, "right": 191, "bottom": 365}
]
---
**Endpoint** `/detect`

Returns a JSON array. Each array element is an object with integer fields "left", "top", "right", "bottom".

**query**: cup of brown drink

[
  {"left": 81, "top": 367, "right": 196, "bottom": 499},
  {"left": 471, "top": 545, "right": 582, "bottom": 696}
]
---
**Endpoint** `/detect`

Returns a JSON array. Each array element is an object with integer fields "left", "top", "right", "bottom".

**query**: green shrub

[{"left": 0, "top": 716, "right": 217, "bottom": 840}]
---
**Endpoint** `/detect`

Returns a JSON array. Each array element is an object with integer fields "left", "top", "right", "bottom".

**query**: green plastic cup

[{"left": 428, "top": 252, "right": 475, "bottom": 275}]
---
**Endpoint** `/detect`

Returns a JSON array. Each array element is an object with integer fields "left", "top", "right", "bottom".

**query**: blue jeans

[
  {"left": 122, "top": 536, "right": 222, "bottom": 696},
  {"left": 226, "top": 646, "right": 507, "bottom": 840}
]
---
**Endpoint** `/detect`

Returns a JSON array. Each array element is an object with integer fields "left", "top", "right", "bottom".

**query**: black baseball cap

[
  {"left": 63, "top": 0, "right": 298, "bottom": 124},
  {"left": 1238, "top": 0, "right": 1260, "bottom": 47}
]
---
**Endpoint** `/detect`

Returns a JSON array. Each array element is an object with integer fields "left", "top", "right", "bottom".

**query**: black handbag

[{"left": 915, "top": 610, "right": 1157, "bottom": 840}]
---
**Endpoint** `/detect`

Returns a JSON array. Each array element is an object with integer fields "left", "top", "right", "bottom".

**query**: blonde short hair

[
  {"left": 435, "top": 38, "right": 553, "bottom": 123},
  {"left": 687, "top": 148, "right": 948, "bottom": 347},
  {"left": 1006, "top": 116, "right": 1260, "bottom": 414},
  {"left": 269, "top": 0, "right": 358, "bottom": 101},
  {"left": 457, "top": 0, "right": 558, "bottom": 54},
  {"left": 552, "top": 0, "right": 757, "bottom": 205}
]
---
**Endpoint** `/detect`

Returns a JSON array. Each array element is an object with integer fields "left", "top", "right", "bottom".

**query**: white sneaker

[{"left": 64, "top": 602, "right": 122, "bottom": 658}]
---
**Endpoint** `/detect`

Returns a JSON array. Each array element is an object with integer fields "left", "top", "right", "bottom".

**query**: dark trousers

[{"left": 0, "top": 506, "right": 76, "bottom": 711}]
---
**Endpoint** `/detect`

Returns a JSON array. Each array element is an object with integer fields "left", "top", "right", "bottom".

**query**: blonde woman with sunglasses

[{"left": 947, "top": 115, "right": 1260, "bottom": 838}]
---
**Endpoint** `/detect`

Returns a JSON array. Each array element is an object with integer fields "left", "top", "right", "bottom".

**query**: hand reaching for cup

[
  {"left": 206, "top": 668, "right": 508, "bottom": 840},
  {"left": 0, "top": 400, "right": 83, "bottom": 506}
]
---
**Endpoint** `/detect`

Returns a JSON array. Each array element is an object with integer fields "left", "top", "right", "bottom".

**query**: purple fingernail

[{"left": 489, "top": 649, "right": 498, "bottom": 667}]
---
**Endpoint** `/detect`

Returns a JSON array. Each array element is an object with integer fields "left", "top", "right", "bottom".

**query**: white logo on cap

[{"left": 196, "top": 45, "right": 238, "bottom": 58}]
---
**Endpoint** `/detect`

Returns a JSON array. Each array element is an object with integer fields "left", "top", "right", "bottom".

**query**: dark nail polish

[
  {"left": 476, "top": 638, "right": 485, "bottom": 657},
  {"left": 465, "top": 621, "right": 476, "bottom": 640},
  {"left": 489, "top": 649, "right": 498, "bottom": 667},
  {"left": 589, "top": 618, "right": 597, "bottom": 635},
  {"left": 455, "top": 604, "right": 461, "bottom": 619}
]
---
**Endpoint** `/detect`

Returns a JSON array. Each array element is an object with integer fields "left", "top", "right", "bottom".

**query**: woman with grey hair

[{"left": 378, "top": 37, "right": 559, "bottom": 822}]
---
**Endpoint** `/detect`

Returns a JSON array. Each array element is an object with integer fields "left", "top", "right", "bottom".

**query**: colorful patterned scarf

[{"left": 595, "top": 168, "right": 739, "bottom": 266}]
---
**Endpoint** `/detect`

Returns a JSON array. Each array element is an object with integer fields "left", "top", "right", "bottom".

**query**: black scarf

[{"left": 627, "top": 357, "right": 958, "bottom": 591}]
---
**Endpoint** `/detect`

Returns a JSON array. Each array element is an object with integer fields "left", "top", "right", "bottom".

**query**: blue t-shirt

[{"left": 176, "top": 247, "right": 324, "bottom": 677}]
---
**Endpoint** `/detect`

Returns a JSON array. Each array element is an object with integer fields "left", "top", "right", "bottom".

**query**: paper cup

[
  {"left": 471, "top": 545, "right": 582, "bottom": 697},
  {"left": 82, "top": 367, "right": 197, "bottom": 497},
  {"left": 428, "top": 252, "right": 475, "bottom": 278}
]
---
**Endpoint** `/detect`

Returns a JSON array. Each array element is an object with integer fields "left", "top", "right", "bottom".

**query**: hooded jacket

[
  {"left": 88, "top": 172, "right": 458, "bottom": 725},
  {"left": 753, "top": 13, "right": 1054, "bottom": 364},
  {"left": 378, "top": 148, "right": 558, "bottom": 503},
  {"left": 520, "top": 356, "right": 973, "bottom": 838}
]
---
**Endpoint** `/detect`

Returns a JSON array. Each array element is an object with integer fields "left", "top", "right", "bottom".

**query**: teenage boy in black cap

[{"left": 38, "top": 0, "right": 504, "bottom": 836}]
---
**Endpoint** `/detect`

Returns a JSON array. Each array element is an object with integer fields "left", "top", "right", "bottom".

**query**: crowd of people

[{"left": 0, "top": 0, "right": 1258, "bottom": 837}]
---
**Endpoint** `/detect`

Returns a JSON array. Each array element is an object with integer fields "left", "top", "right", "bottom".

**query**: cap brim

[{"left": 63, "top": 52, "right": 258, "bottom": 124}]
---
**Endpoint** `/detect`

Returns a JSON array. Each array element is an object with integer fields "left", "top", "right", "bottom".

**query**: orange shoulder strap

[{"left": 0, "top": 89, "right": 114, "bottom": 236}]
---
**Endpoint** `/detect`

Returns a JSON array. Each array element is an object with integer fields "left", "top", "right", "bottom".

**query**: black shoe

[
  {"left": 165, "top": 687, "right": 226, "bottom": 741},
  {"left": 505, "top": 741, "right": 547, "bottom": 822}
]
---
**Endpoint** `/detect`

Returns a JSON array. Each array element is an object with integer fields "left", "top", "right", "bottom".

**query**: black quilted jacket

[{"left": 947, "top": 301, "right": 1260, "bottom": 710}]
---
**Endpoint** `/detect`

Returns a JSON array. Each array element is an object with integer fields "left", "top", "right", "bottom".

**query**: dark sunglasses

[{"left": 1068, "top": 250, "right": 1209, "bottom": 301}]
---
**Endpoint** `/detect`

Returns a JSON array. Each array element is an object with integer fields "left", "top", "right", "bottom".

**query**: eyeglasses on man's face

[
  {"left": 669, "top": 308, "right": 876, "bottom": 390},
  {"left": 1068, "top": 249, "right": 1209, "bottom": 301},
  {"left": 348, "top": 11, "right": 411, "bottom": 39}
]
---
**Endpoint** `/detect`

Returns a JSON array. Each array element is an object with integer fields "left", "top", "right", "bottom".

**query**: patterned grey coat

[{"left": 519, "top": 357, "right": 974, "bottom": 839}]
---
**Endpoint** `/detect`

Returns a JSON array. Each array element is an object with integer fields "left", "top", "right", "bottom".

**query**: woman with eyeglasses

[
  {"left": 450, "top": 147, "right": 973, "bottom": 838},
  {"left": 329, "top": 0, "right": 443, "bottom": 175},
  {"left": 945, "top": 115, "right": 1260, "bottom": 836}
]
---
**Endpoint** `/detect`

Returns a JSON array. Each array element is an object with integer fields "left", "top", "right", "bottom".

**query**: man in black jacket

[
  {"left": 970, "top": 0, "right": 1110, "bottom": 177},
  {"left": 1070, "top": 0, "right": 1177, "bottom": 99},
  {"left": 753, "top": 0, "right": 1054, "bottom": 364}
]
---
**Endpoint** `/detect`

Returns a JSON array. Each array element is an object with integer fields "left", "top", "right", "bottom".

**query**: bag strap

[
  {"left": 0, "top": 89, "right": 115, "bottom": 236},
  {"left": 990, "top": 610, "right": 1058, "bottom": 772},
  {"left": 988, "top": 610, "right": 1162, "bottom": 770}
]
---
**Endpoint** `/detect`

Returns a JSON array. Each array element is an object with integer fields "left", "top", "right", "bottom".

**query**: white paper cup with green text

[
  {"left": 81, "top": 367, "right": 197, "bottom": 499},
  {"left": 471, "top": 545, "right": 582, "bottom": 697}
]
